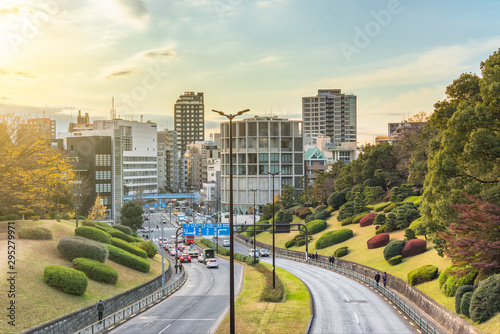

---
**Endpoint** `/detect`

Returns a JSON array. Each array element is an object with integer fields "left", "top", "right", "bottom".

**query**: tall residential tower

[{"left": 174, "top": 92, "right": 205, "bottom": 154}]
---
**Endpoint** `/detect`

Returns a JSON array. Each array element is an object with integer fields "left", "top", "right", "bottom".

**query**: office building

[
  {"left": 174, "top": 92, "right": 205, "bottom": 154},
  {"left": 27, "top": 116, "right": 56, "bottom": 139},
  {"left": 184, "top": 141, "right": 219, "bottom": 190},
  {"left": 68, "top": 110, "right": 93, "bottom": 135},
  {"left": 304, "top": 148, "right": 328, "bottom": 184}
]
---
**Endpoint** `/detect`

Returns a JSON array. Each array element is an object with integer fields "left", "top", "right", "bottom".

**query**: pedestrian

[
  {"left": 246, "top": 238, "right": 248, "bottom": 245},
  {"left": 374, "top": 272, "right": 381, "bottom": 287},
  {"left": 382, "top": 272, "right": 388, "bottom": 287},
  {"left": 315, "top": 252, "right": 318, "bottom": 260},
  {"left": 328, "top": 256, "right": 332, "bottom": 265},
  {"left": 96, "top": 299, "right": 104, "bottom": 324},
  {"left": 179, "top": 262, "right": 183, "bottom": 272},
  {"left": 157, "top": 225, "right": 159, "bottom": 229},
  {"left": 331, "top": 255, "right": 335, "bottom": 265},
  {"left": 174, "top": 262, "right": 178, "bottom": 274}
]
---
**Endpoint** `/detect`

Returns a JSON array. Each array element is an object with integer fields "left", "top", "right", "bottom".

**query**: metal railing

[{"left": 75, "top": 270, "right": 187, "bottom": 334}]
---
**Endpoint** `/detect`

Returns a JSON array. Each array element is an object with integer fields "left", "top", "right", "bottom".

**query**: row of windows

[
  {"left": 96, "top": 154, "right": 111, "bottom": 167},
  {"left": 123, "top": 157, "right": 157, "bottom": 162},
  {"left": 220, "top": 121, "right": 300, "bottom": 138},
  {"left": 221, "top": 137, "right": 302, "bottom": 151},
  {"left": 221, "top": 164, "right": 302, "bottom": 176},
  {"left": 123, "top": 171, "right": 158, "bottom": 177},
  {"left": 95, "top": 171, "right": 111, "bottom": 180},
  {"left": 221, "top": 153, "right": 300, "bottom": 164},
  {"left": 96, "top": 183, "right": 111, "bottom": 193}
]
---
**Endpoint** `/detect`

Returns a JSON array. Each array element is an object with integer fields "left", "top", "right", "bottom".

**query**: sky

[{"left": 0, "top": 0, "right": 499, "bottom": 144}]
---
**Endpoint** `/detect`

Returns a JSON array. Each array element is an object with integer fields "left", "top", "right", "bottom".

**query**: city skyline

[{"left": 1, "top": 0, "right": 499, "bottom": 144}]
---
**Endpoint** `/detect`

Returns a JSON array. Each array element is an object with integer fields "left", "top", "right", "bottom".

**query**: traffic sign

[
  {"left": 144, "top": 203, "right": 149, "bottom": 208},
  {"left": 162, "top": 203, "right": 167, "bottom": 207},
  {"left": 200, "top": 223, "right": 215, "bottom": 236},
  {"left": 154, "top": 203, "right": 159, "bottom": 208},
  {"left": 183, "top": 223, "right": 199, "bottom": 236},
  {"left": 217, "top": 223, "right": 230, "bottom": 236}
]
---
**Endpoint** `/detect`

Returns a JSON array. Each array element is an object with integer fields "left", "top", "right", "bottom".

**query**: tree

[
  {"left": 69, "top": 175, "right": 92, "bottom": 227},
  {"left": 439, "top": 194, "right": 500, "bottom": 277},
  {"left": 311, "top": 161, "right": 344, "bottom": 204},
  {"left": 404, "top": 228, "right": 417, "bottom": 241},
  {"left": 280, "top": 184, "right": 297, "bottom": 209},
  {"left": 375, "top": 212, "right": 386, "bottom": 225},
  {"left": 327, "top": 191, "right": 347, "bottom": 211},
  {"left": 88, "top": 194, "right": 106, "bottom": 221},
  {"left": 120, "top": 201, "right": 144, "bottom": 230}
]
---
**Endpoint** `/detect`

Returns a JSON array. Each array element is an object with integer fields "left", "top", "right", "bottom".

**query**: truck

[
  {"left": 203, "top": 248, "right": 215, "bottom": 264},
  {"left": 177, "top": 214, "right": 185, "bottom": 224}
]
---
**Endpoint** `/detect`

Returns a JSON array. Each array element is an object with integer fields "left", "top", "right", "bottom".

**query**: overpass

[{"left": 123, "top": 192, "right": 200, "bottom": 202}]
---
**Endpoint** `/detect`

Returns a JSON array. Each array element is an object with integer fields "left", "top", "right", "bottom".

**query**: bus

[{"left": 185, "top": 235, "right": 194, "bottom": 245}]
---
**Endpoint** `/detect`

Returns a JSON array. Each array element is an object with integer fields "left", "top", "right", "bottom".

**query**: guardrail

[{"left": 75, "top": 270, "right": 187, "bottom": 334}]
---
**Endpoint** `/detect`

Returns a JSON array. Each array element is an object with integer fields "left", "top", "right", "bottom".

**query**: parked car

[
  {"left": 248, "top": 249, "right": 259, "bottom": 257},
  {"left": 222, "top": 239, "right": 230, "bottom": 247},
  {"left": 206, "top": 258, "right": 219, "bottom": 269},
  {"left": 179, "top": 253, "right": 191, "bottom": 263},
  {"left": 259, "top": 249, "right": 269, "bottom": 257}
]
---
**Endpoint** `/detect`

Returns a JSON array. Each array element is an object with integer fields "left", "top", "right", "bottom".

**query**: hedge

[
  {"left": 110, "top": 237, "right": 148, "bottom": 259},
  {"left": 351, "top": 211, "right": 371, "bottom": 225},
  {"left": 303, "top": 219, "right": 327, "bottom": 235},
  {"left": 315, "top": 205, "right": 327, "bottom": 212},
  {"left": 469, "top": 274, "right": 500, "bottom": 323},
  {"left": 455, "top": 285, "right": 474, "bottom": 314},
  {"left": 105, "top": 244, "right": 150, "bottom": 273},
  {"left": 375, "top": 224, "right": 386, "bottom": 235},
  {"left": 75, "top": 226, "right": 111, "bottom": 244},
  {"left": 441, "top": 269, "right": 478, "bottom": 297},
  {"left": 108, "top": 228, "right": 136, "bottom": 243},
  {"left": 57, "top": 236, "right": 108, "bottom": 263},
  {"left": 18, "top": 227, "right": 53, "bottom": 240},
  {"left": 305, "top": 214, "right": 315, "bottom": 223},
  {"left": 315, "top": 228, "right": 353, "bottom": 249},
  {"left": 388, "top": 255, "right": 402, "bottom": 266},
  {"left": 94, "top": 222, "right": 112, "bottom": 230},
  {"left": 314, "top": 210, "right": 330, "bottom": 220},
  {"left": 296, "top": 208, "right": 312, "bottom": 219},
  {"left": 44, "top": 265, "right": 88, "bottom": 296},
  {"left": 255, "top": 263, "right": 285, "bottom": 302},
  {"left": 383, "top": 203, "right": 396, "bottom": 213},
  {"left": 383, "top": 240, "right": 406, "bottom": 261},
  {"left": 359, "top": 213, "right": 377, "bottom": 227},
  {"left": 461, "top": 292, "right": 473, "bottom": 318},
  {"left": 372, "top": 202, "right": 392, "bottom": 212},
  {"left": 132, "top": 241, "right": 158, "bottom": 258},
  {"left": 112, "top": 224, "right": 133, "bottom": 235},
  {"left": 401, "top": 238, "right": 427, "bottom": 258},
  {"left": 407, "top": 265, "right": 438, "bottom": 286},
  {"left": 73, "top": 257, "right": 118, "bottom": 284},
  {"left": 334, "top": 246, "right": 348, "bottom": 257},
  {"left": 367, "top": 233, "right": 390, "bottom": 249},
  {"left": 285, "top": 239, "right": 295, "bottom": 249}
]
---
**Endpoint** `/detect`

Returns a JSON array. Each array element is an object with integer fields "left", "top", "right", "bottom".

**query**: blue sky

[{"left": 0, "top": 0, "right": 499, "bottom": 144}]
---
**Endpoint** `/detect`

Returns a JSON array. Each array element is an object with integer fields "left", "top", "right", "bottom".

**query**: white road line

[
  {"left": 354, "top": 312, "right": 359, "bottom": 324},
  {"left": 331, "top": 283, "right": 338, "bottom": 288},
  {"left": 158, "top": 323, "right": 171, "bottom": 334},
  {"left": 344, "top": 294, "right": 350, "bottom": 302}
]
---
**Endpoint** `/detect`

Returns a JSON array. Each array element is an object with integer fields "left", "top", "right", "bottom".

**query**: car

[
  {"left": 144, "top": 216, "right": 149, "bottom": 220},
  {"left": 248, "top": 249, "right": 259, "bottom": 257},
  {"left": 169, "top": 248, "right": 177, "bottom": 256},
  {"left": 162, "top": 219, "right": 166, "bottom": 223},
  {"left": 206, "top": 258, "right": 219, "bottom": 268},
  {"left": 179, "top": 253, "right": 191, "bottom": 263},
  {"left": 198, "top": 254, "right": 204, "bottom": 263},
  {"left": 259, "top": 249, "right": 270, "bottom": 257},
  {"left": 177, "top": 236, "right": 185, "bottom": 243},
  {"left": 222, "top": 239, "right": 230, "bottom": 247}
]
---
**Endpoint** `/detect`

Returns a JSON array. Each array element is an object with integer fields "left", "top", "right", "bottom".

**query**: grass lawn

[
  {"left": 215, "top": 262, "right": 310, "bottom": 334},
  {"left": 0, "top": 220, "right": 163, "bottom": 334}
]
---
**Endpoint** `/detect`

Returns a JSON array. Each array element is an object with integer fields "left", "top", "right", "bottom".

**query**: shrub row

[
  {"left": 108, "top": 228, "right": 136, "bottom": 243},
  {"left": 455, "top": 285, "right": 474, "bottom": 314},
  {"left": 57, "top": 236, "right": 108, "bottom": 263},
  {"left": 0, "top": 214, "right": 21, "bottom": 221},
  {"left": 44, "top": 265, "right": 88, "bottom": 296},
  {"left": 401, "top": 238, "right": 427, "bottom": 258},
  {"left": 383, "top": 203, "right": 396, "bottom": 213},
  {"left": 407, "top": 265, "right": 438, "bottom": 286},
  {"left": 341, "top": 211, "right": 370, "bottom": 226},
  {"left": 285, "top": 235, "right": 311, "bottom": 248},
  {"left": 296, "top": 208, "right": 312, "bottom": 219},
  {"left": 334, "top": 246, "right": 348, "bottom": 257},
  {"left": 112, "top": 224, "right": 133, "bottom": 235},
  {"left": 469, "top": 274, "right": 500, "bottom": 323},
  {"left": 367, "top": 233, "right": 389, "bottom": 249},
  {"left": 75, "top": 226, "right": 111, "bottom": 244},
  {"left": 383, "top": 240, "right": 406, "bottom": 261},
  {"left": 234, "top": 253, "right": 259, "bottom": 265},
  {"left": 315, "top": 228, "right": 353, "bottom": 249},
  {"left": 255, "top": 263, "right": 285, "bottom": 302},
  {"left": 373, "top": 202, "right": 392, "bottom": 212},
  {"left": 105, "top": 244, "right": 150, "bottom": 273},
  {"left": 375, "top": 224, "right": 386, "bottom": 234},
  {"left": 388, "top": 255, "right": 402, "bottom": 266},
  {"left": 303, "top": 219, "right": 327, "bottom": 235},
  {"left": 439, "top": 266, "right": 478, "bottom": 297},
  {"left": 18, "top": 227, "right": 53, "bottom": 240},
  {"left": 359, "top": 213, "right": 376, "bottom": 227},
  {"left": 73, "top": 257, "right": 118, "bottom": 284},
  {"left": 111, "top": 237, "right": 148, "bottom": 259},
  {"left": 132, "top": 241, "right": 158, "bottom": 258}
]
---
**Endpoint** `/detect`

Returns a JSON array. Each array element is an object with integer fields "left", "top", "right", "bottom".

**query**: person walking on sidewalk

[
  {"left": 382, "top": 272, "right": 388, "bottom": 287},
  {"left": 374, "top": 272, "right": 381, "bottom": 287},
  {"left": 96, "top": 300, "right": 105, "bottom": 324}
]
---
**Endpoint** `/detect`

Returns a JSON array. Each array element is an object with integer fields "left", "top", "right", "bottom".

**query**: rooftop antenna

[{"left": 110, "top": 97, "right": 116, "bottom": 120}]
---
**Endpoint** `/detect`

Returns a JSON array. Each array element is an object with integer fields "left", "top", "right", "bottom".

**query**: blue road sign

[
  {"left": 183, "top": 223, "right": 199, "bottom": 236},
  {"left": 154, "top": 203, "right": 159, "bottom": 208},
  {"left": 200, "top": 223, "right": 215, "bottom": 236},
  {"left": 217, "top": 223, "right": 230, "bottom": 236},
  {"left": 162, "top": 202, "right": 167, "bottom": 207},
  {"left": 144, "top": 203, "right": 149, "bottom": 208}
]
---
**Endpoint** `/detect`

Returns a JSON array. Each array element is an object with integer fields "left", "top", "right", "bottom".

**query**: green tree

[
  {"left": 280, "top": 184, "right": 297, "bottom": 209},
  {"left": 375, "top": 212, "right": 386, "bottom": 225},
  {"left": 120, "top": 201, "right": 144, "bottom": 231}
]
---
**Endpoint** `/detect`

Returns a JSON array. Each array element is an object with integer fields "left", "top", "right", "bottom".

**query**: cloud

[
  {"left": 257, "top": 55, "right": 278, "bottom": 63},
  {"left": 116, "top": 0, "right": 149, "bottom": 19},
  {"left": 0, "top": 7, "right": 19, "bottom": 15},
  {"left": 139, "top": 45, "right": 176, "bottom": 59},
  {"left": 102, "top": 69, "right": 134, "bottom": 80},
  {"left": 257, "top": 0, "right": 284, "bottom": 7},
  {"left": 0, "top": 70, "right": 37, "bottom": 80}
]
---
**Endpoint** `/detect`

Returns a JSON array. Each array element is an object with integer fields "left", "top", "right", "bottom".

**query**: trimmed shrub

[
  {"left": 383, "top": 203, "right": 396, "bottom": 213},
  {"left": 305, "top": 214, "right": 315, "bottom": 223},
  {"left": 401, "top": 238, "right": 427, "bottom": 258},
  {"left": 105, "top": 244, "right": 150, "bottom": 273},
  {"left": 438, "top": 267, "right": 451, "bottom": 289},
  {"left": 113, "top": 224, "right": 133, "bottom": 236},
  {"left": 375, "top": 224, "right": 386, "bottom": 235},
  {"left": 95, "top": 225, "right": 108, "bottom": 232},
  {"left": 341, "top": 218, "right": 353, "bottom": 226},
  {"left": 315, "top": 205, "right": 327, "bottom": 212},
  {"left": 18, "top": 227, "right": 53, "bottom": 240},
  {"left": 388, "top": 255, "right": 402, "bottom": 266},
  {"left": 81, "top": 220, "right": 95, "bottom": 227},
  {"left": 455, "top": 285, "right": 474, "bottom": 314},
  {"left": 108, "top": 228, "right": 136, "bottom": 243},
  {"left": 461, "top": 292, "right": 473, "bottom": 318},
  {"left": 75, "top": 226, "right": 111, "bottom": 244},
  {"left": 373, "top": 202, "right": 392, "bottom": 212},
  {"left": 256, "top": 263, "right": 285, "bottom": 302},
  {"left": 302, "top": 219, "right": 327, "bottom": 235},
  {"left": 327, "top": 191, "right": 347, "bottom": 211},
  {"left": 334, "top": 246, "right": 348, "bottom": 257},
  {"left": 132, "top": 241, "right": 158, "bottom": 258},
  {"left": 367, "top": 233, "right": 390, "bottom": 249},
  {"left": 359, "top": 213, "right": 376, "bottom": 227},
  {"left": 314, "top": 210, "right": 329, "bottom": 220},
  {"left": 315, "top": 228, "right": 353, "bottom": 249},
  {"left": 441, "top": 270, "right": 478, "bottom": 297},
  {"left": 73, "top": 257, "right": 118, "bottom": 284},
  {"left": 352, "top": 211, "right": 371, "bottom": 224},
  {"left": 0, "top": 214, "right": 21, "bottom": 221},
  {"left": 296, "top": 239, "right": 306, "bottom": 247},
  {"left": 383, "top": 240, "right": 406, "bottom": 261},
  {"left": 404, "top": 228, "right": 417, "bottom": 241},
  {"left": 44, "top": 265, "right": 88, "bottom": 296},
  {"left": 296, "top": 208, "right": 312, "bottom": 219},
  {"left": 110, "top": 237, "right": 147, "bottom": 259},
  {"left": 407, "top": 265, "right": 438, "bottom": 286},
  {"left": 57, "top": 236, "right": 108, "bottom": 263},
  {"left": 285, "top": 239, "right": 295, "bottom": 249},
  {"left": 409, "top": 217, "right": 424, "bottom": 235},
  {"left": 469, "top": 274, "right": 500, "bottom": 323},
  {"left": 95, "top": 222, "right": 111, "bottom": 230}
]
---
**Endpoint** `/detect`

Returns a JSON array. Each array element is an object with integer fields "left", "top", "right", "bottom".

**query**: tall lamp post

[
  {"left": 268, "top": 171, "right": 280, "bottom": 288},
  {"left": 250, "top": 188, "right": 258, "bottom": 263},
  {"left": 212, "top": 108, "right": 250, "bottom": 334}
]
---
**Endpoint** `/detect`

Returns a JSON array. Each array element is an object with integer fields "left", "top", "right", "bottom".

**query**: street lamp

[
  {"left": 250, "top": 188, "right": 258, "bottom": 263},
  {"left": 212, "top": 108, "right": 250, "bottom": 334},
  {"left": 268, "top": 171, "right": 280, "bottom": 288}
]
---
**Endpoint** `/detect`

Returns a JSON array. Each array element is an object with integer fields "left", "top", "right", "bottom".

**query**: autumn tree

[
  {"left": 310, "top": 161, "right": 344, "bottom": 204},
  {"left": 88, "top": 194, "right": 106, "bottom": 221}
]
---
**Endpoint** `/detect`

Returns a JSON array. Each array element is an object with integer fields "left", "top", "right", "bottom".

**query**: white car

[
  {"left": 248, "top": 249, "right": 259, "bottom": 257},
  {"left": 206, "top": 258, "right": 219, "bottom": 269},
  {"left": 222, "top": 239, "right": 230, "bottom": 247}
]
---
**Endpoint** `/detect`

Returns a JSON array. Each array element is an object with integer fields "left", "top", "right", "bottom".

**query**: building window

[
  {"left": 259, "top": 137, "right": 268, "bottom": 149},
  {"left": 248, "top": 153, "right": 257, "bottom": 163},
  {"left": 259, "top": 153, "right": 268, "bottom": 163},
  {"left": 248, "top": 165, "right": 257, "bottom": 175},
  {"left": 259, "top": 165, "right": 269, "bottom": 175},
  {"left": 282, "top": 153, "right": 292, "bottom": 162}
]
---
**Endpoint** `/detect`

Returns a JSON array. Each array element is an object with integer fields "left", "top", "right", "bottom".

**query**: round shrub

[
  {"left": 401, "top": 238, "right": 427, "bottom": 258},
  {"left": 57, "top": 236, "right": 108, "bottom": 263},
  {"left": 375, "top": 224, "right": 386, "bottom": 235},
  {"left": 95, "top": 222, "right": 112, "bottom": 230},
  {"left": 334, "top": 246, "right": 348, "bottom": 257},
  {"left": 314, "top": 210, "right": 328, "bottom": 220},
  {"left": 296, "top": 208, "right": 312, "bottom": 219},
  {"left": 303, "top": 219, "right": 327, "bottom": 235},
  {"left": 132, "top": 241, "right": 158, "bottom": 258},
  {"left": 315, "top": 205, "right": 327, "bottom": 212},
  {"left": 113, "top": 224, "right": 133, "bottom": 236},
  {"left": 359, "top": 213, "right": 376, "bottom": 227},
  {"left": 75, "top": 226, "right": 111, "bottom": 244},
  {"left": 315, "top": 228, "right": 353, "bottom": 249},
  {"left": 455, "top": 285, "right": 474, "bottom": 314},
  {"left": 305, "top": 214, "right": 315, "bottom": 223},
  {"left": 110, "top": 237, "right": 147, "bottom": 259},
  {"left": 18, "top": 227, "right": 53, "bottom": 240},
  {"left": 285, "top": 239, "right": 296, "bottom": 249},
  {"left": 383, "top": 240, "right": 406, "bottom": 261},
  {"left": 105, "top": 244, "right": 150, "bottom": 273},
  {"left": 461, "top": 292, "right": 473, "bottom": 318},
  {"left": 44, "top": 265, "right": 88, "bottom": 296},
  {"left": 441, "top": 270, "right": 478, "bottom": 297},
  {"left": 296, "top": 239, "right": 306, "bottom": 247},
  {"left": 388, "top": 255, "right": 402, "bottom": 266},
  {"left": 108, "top": 228, "right": 136, "bottom": 243},
  {"left": 95, "top": 225, "right": 108, "bottom": 232},
  {"left": 81, "top": 220, "right": 96, "bottom": 227},
  {"left": 407, "top": 265, "right": 438, "bottom": 286},
  {"left": 73, "top": 257, "right": 118, "bottom": 284},
  {"left": 367, "top": 233, "right": 390, "bottom": 249},
  {"left": 438, "top": 266, "right": 451, "bottom": 289},
  {"left": 469, "top": 274, "right": 500, "bottom": 323},
  {"left": 409, "top": 217, "right": 424, "bottom": 233},
  {"left": 352, "top": 212, "right": 371, "bottom": 224},
  {"left": 374, "top": 202, "right": 392, "bottom": 212}
]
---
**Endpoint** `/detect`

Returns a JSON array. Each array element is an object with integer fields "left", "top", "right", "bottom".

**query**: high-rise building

[
  {"left": 27, "top": 117, "right": 56, "bottom": 139},
  {"left": 184, "top": 141, "right": 219, "bottom": 190},
  {"left": 174, "top": 92, "right": 205, "bottom": 154},
  {"left": 302, "top": 89, "right": 357, "bottom": 146},
  {"left": 68, "top": 110, "right": 93, "bottom": 135},
  {"left": 157, "top": 129, "right": 182, "bottom": 192}
]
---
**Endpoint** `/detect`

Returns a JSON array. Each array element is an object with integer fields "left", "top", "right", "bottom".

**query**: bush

[
  {"left": 132, "top": 241, "right": 158, "bottom": 258},
  {"left": 375, "top": 224, "right": 386, "bottom": 235},
  {"left": 75, "top": 226, "right": 111, "bottom": 244},
  {"left": 383, "top": 240, "right": 406, "bottom": 261},
  {"left": 315, "top": 228, "right": 353, "bottom": 249},
  {"left": 314, "top": 210, "right": 329, "bottom": 220},
  {"left": 438, "top": 267, "right": 451, "bottom": 289},
  {"left": 81, "top": 220, "right": 96, "bottom": 227},
  {"left": 334, "top": 246, "right": 348, "bottom": 257},
  {"left": 296, "top": 208, "right": 312, "bottom": 219},
  {"left": 57, "top": 236, "right": 108, "bottom": 263},
  {"left": 73, "top": 257, "right": 118, "bottom": 284},
  {"left": 401, "top": 238, "right": 427, "bottom": 258},
  {"left": 407, "top": 265, "right": 438, "bottom": 286},
  {"left": 315, "top": 205, "right": 327, "bottom": 212},
  {"left": 404, "top": 228, "right": 417, "bottom": 241},
  {"left": 110, "top": 237, "right": 148, "bottom": 259},
  {"left": 32, "top": 215, "right": 40, "bottom": 221},
  {"left": 0, "top": 214, "right": 21, "bottom": 221},
  {"left": 409, "top": 217, "right": 424, "bottom": 235},
  {"left": 113, "top": 224, "right": 133, "bottom": 235},
  {"left": 373, "top": 202, "right": 392, "bottom": 212},
  {"left": 359, "top": 213, "right": 376, "bottom": 227},
  {"left": 461, "top": 292, "right": 473, "bottom": 318},
  {"left": 296, "top": 239, "right": 306, "bottom": 247},
  {"left": 18, "top": 227, "right": 53, "bottom": 240},
  {"left": 441, "top": 269, "right": 478, "bottom": 297},
  {"left": 469, "top": 274, "right": 500, "bottom": 323},
  {"left": 95, "top": 222, "right": 111, "bottom": 230},
  {"left": 285, "top": 239, "right": 295, "bottom": 249},
  {"left": 455, "top": 285, "right": 474, "bottom": 314},
  {"left": 255, "top": 263, "right": 285, "bottom": 302},
  {"left": 367, "top": 233, "right": 390, "bottom": 249},
  {"left": 305, "top": 214, "right": 315, "bottom": 223},
  {"left": 388, "top": 255, "right": 402, "bottom": 266},
  {"left": 303, "top": 219, "right": 327, "bottom": 235},
  {"left": 105, "top": 244, "right": 150, "bottom": 273},
  {"left": 341, "top": 218, "right": 353, "bottom": 226},
  {"left": 383, "top": 203, "right": 395, "bottom": 213},
  {"left": 327, "top": 191, "right": 347, "bottom": 211},
  {"left": 108, "top": 228, "right": 136, "bottom": 243},
  {"left": 44, "top": 265, "right": 88, "bottom": 296},
  {"left": 352, "top": 211, "right": 371, "bottom": 224}
]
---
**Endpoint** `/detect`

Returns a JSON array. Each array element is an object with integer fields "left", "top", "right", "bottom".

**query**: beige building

[{"left": 184, "top": 141, "right": 219, "bottom": 190}]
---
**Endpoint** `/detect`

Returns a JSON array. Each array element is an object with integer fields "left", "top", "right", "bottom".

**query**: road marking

[
  {"left": 354, "top": 312, "right": 359, "bottom": 324},
  {"left": 331, "top": 283, "right": 337, "bottom": 288},
  {"left": 158, "top": 324, "right": 171, "bottom": 334},
  {"left": 344, "top": 294, "right": 350, "bottom": 302}
]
